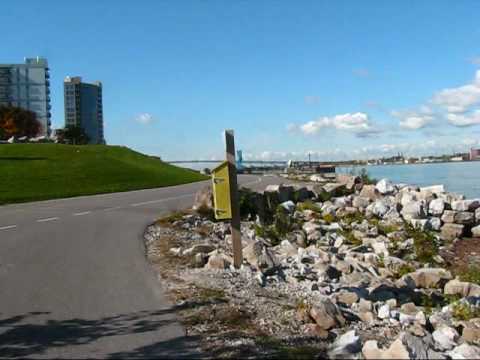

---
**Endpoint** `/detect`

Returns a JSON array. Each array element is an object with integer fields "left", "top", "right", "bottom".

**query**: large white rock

[
  {"left": 328, "top": 330, "right": 361, "bottom": 358},
  {"left": 378, "top": 304, "right": 391, "bottom": 319},
  {"left": 452, "top": 199, "right": 480, "bottom": 212},
  {"left": 433, "top": 326, "right": 459, "bottom": 350},
  {"left": 362, "top": 338, "right": 410, "bottom": 360},
  {"left": 420, "top": 185, "right": 445, "bottom": 194},
  {"left": 429, "top": 198, "right": 445, "bottom": 216},
  {"left": 371, "top": 200, "right": 390, "bottom": 218},
  {"left": 409, "top": 218, "right": 429, "bottom": 231},
  {"left": 449, "top": 343, "right": 480, "bottom": 359},
  {"left": 472, "top": 225, "right": 480, "bottom": 238},
  {"left": 401, "top": 201, "right": 426, "bottom": 220},
  {"left": 427, "top": 217, "right": 442, "bottom": 231},
  {"left": 376, "top": 178, "right": 395, "bottom": 195}
]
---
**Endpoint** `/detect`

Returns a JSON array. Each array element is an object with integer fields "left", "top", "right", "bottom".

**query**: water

[{"left": 340, "top": 162, "right": 480, "bottom": 199}]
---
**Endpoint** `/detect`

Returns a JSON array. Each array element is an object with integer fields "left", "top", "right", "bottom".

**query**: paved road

[{"left": 0, "top": 175, "right": 284, "bottom": 359}]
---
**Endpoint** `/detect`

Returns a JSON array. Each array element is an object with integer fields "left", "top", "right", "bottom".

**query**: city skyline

[{"left": 1, "top": 1, "right": 480, "bottom": 161}]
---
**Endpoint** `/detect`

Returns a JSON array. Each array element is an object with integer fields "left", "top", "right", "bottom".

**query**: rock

[
  {"left": 287, "top": 230, "right": 307, "bottom": 248},
  {"left": 427, "top": 217, "right": 442, "bottom": 231},
  {"left": 324, "top": 183, "right": 347, "bottom": 196},
  {"left": 441, "top": 210, "right": 457, "bottom": 223},
  {"left": 449, "top": 343, "right": 480, "bottom": 359},
  {"left": 310, "top": 297, "right": 346, "bottom": 330},
  {"left": 421, "top": 185, "right": 445, "bottom": 194},
  {"left": 371, "top": 239, "right": 389, "bottom": 257},
  {"left": 441, "top": 223, "right": 465, "bottom": 241},
  {"left": 402, "top": 332, "right": 442, "bottom": 360},
  {"left": 302, "top": 323, "right": 329, "bottom": 339},
  {"left": 336, "top": 290, "right": 359, "bottom": 305},
  {"left": 401, "top": 302, "right": 419, "bottom": 315},
  {"left": 192, "top": 186, "right": 213, "bottom": 210},
  {"left": 429, "top": 198, "right": 446, "bottom": 216},
  {"left": 401, "top": 201, "right": 426, "bottom": 221},
  {"left": 371, "top": 200, "right": 390, "bottom": 218},
  {"left": 183, "top": 244, "right": 216, "bottom": 256},
  {"left": 169, "top": 247, "right": 183, "bottom": 256},
  {"left": 472, "top": 225, "right": 480, "bottom": 238},
  {"left": 265, "top": 184, "right": 294, "bottom": 203},
  {"left": 455, "top": 211, "right": 475, "bottom": 225},
  {"left": 360, "top": 185, "right": 380, "bottom": 200},
  {"left": 280, "top": 200, "right": 296, "bottom": 213},
  {"left": 193, "top": 252, "right": 208, "bottom": 267},
  {"left": 353, "top": 196, "right": 371, "bottom": 209},
  {"left": 243, "top": 241, "right": 279, "bottom": 275},
  {"left": 452, "top": 199, "right": 480, "bottom": 212},
  {"left": 362, "top": 338, "right": 410, "bottom": 360},
  {"left": 358, "top": 311, "right": 375, "bottom": 323},
  {"left": 378, "top": 304, "right": 391, "bottom": 319},
  {"left": 302, "top": 221, "right": 322, "bottom": 236},
  {"left": 376, "top": 178, "right": 395, "bottom": 195},
  {"left": 433, "top": 326, "right": 459, "bottom": 350},
  {"left": 476, "top": 208, "right": 480, "bottom": 223},
  {"left": 409, "top": 218, "right": 429, "bottom": 231},
  {"left": 403, "top": 268, "right": 452, "bottom": 289},
  {"left": 462, "top": 319, "right": 480, "bottom": 344},
  {"left": 205, "top": 252, "right": 232, "bottom": 269},
  {"left": 329, "top": 330, "right": 361, "bottom": 359},
  {"left": 444, "top": 278, "right": 480, "bottom": 298}
]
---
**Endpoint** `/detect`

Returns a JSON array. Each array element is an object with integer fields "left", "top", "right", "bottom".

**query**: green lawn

[{"left": 0, "top": 144, "right": 207, "bottom": 204}]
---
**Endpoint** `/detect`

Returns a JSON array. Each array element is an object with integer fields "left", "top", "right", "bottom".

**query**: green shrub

[
  {"left": 297, "top": 200, "right": 322, "bottom": 213},
  {"left": 452, "top": 302, "right": 480, "bottom": 320},
  {"left": 458, "top": 266, "right": 480, "bottom": 285},
  {"left": 395, "top": 264, "right": 415, "bottom": 278},
  {"left": 339, "top": 230, "right": 362, "bottom": 246},
  {"left": 342, "top": 211, "right": 365, "bottom": 225},
  {"left": 405, "top": 224, "right": 438, "bottom": 264},
  {"left": 322, "top": 213, "right": 335, "bottom": 224}
]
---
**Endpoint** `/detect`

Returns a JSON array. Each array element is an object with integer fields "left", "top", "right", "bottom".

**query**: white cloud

[
  {"left": 392, "top": 106, "right": 434, "bottom": 130},
  {"left": 432, "top": 70, "right": 480, "bottom": 114},
  {"left": 304, "top": 95, "right": 320, "bottom": 105},
  {"left": 299, "top": 112, "right": 377, "bottom": 136},
  {"left": 446, "top": 111, "right": 480, "bottom": 127},
  {"left": 135, "top": 113, "right": 154, "bottom": 125}
]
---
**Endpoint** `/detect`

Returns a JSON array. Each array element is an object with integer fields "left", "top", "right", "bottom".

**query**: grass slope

[{"left": 0, "top": 144, "right": 207, "bottom": 204}]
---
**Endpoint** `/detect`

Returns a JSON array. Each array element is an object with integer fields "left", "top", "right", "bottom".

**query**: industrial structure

[
  {"left": 64, "top": 76, "right": 104, "bottom": 144},
  {"left": 470, "top": 148, "right": 480, "bottom": 161},
  {"left": 0, "top": 57, "right": 51, "bottom": 136}
]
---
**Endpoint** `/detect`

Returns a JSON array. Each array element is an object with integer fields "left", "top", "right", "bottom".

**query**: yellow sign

[{"left": 211, "top": 161, "right": 232, "bottom": 220}]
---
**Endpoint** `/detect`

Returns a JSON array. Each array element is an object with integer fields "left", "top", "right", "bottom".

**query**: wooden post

[{"left": 225, "top": 130, "right": 242, "bottom": 268}]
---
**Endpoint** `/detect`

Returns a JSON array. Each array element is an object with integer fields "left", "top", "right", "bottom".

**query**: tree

[
  {"left": 0, "top": 106, "right": 42, "bottom": 140},
  {"left": 56, "top": 125, "right": 89, "bottom": 145}
]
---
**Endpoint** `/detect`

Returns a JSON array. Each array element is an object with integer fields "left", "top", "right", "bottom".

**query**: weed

[
  {"left": 297, "top": 200, "right": 322, "bottom": 213},
  {"left": 196, "top": 204, "right": 215, "bottom": 221},
  {"left": 452, "top": 302, "right": 480, "bottom": 321},
  {"left": 458, "top": 266, "right": 480, "bottom": 285},
  {"left": 394, "top": 263, "right": 415, "bottom": 278},
  {"left": 256, "top": 336, "right": 321, "bottom": 360},
  {"left": 405, "top": 223, "right": 438, "bottom": 264},
  {"left": 339, "top": 230, "right": 362, "bottom": 246},
  {"left": 322, "top": 213, "right": 335, "bottom": 224},
  {"left": 378, "top": 223, "right": 400, "bottom": 235},
  {"left": 156, "top": 211, "right": 186, "bottom": 226}
]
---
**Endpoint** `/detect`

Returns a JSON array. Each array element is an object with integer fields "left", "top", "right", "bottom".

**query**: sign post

[
  {"left": 211, "top": 130, "right": 242, "bottom": 268},
  {"left": 225, "top": 130, "right": 242, "bottom": 268}
]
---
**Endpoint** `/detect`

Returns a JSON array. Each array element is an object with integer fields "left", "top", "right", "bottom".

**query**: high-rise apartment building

[
  {"left": 64, "top": 76, "right": 104, "bottom": 144},
  {"left": 0, "top": 57, "right": 51, "bottom": 136}
]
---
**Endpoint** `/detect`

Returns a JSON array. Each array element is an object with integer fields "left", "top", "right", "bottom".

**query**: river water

[{"left": 339, "top": 162, "right": 480, "bottom": 199}]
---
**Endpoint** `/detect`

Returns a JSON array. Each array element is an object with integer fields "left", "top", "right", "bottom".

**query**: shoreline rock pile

[{"left": 144, "top": 174, "right": 480, "bottom": 359}]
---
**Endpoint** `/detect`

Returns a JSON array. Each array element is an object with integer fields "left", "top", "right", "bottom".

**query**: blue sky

[{"left": 2, "top": 0, "right": 480, "bottom": 161}]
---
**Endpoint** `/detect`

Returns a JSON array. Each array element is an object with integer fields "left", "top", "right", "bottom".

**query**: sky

[{"left": 2, "top": 0, "right": 480, "bottom": 161}]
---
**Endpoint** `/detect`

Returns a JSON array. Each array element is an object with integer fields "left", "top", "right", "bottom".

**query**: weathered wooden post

[
  {"left": 211, "top": 130, "right": 243, "bottom": 268},
  {"left": 225, "top": 130, "right": 242, "bottom": 268}
]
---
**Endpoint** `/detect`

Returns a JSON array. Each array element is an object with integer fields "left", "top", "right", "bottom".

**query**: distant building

[
  {"left": 470, "top": 148, "right": 480, "bottom": 161},
  {"left": 64, "top": 76, "right": 104, "bottom": 144},
  {"left": 0, "top": 57, "right": 51, "bottom": 136}
]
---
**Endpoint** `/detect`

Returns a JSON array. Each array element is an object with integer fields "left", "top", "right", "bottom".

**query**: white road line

[
  {"left": 73, "top": 211, "right": 91, "bottom": 216},
  {"left": 130, "top": 193, "right": 194, "bottom": 207},
  {"left": 36, "top": 217, "right": 59, "bottom": 223},
  {"left": 0, "top": 225, "right": 17, "bottom": 231}
]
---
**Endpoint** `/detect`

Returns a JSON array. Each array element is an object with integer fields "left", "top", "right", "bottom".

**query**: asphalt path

[{"left": 0, "top": 174, "right": 285, "bottom": 359}]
